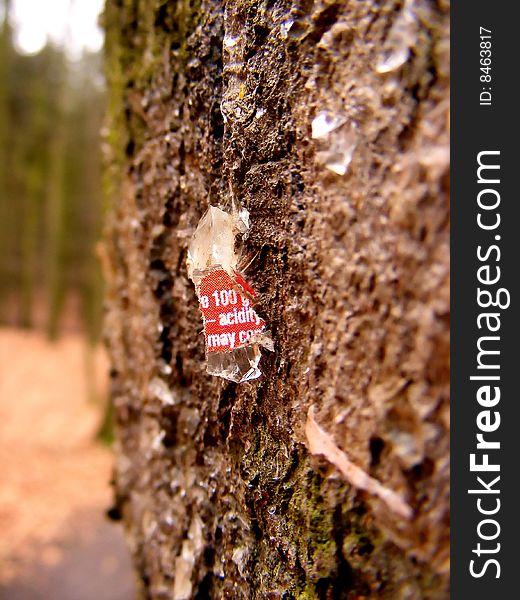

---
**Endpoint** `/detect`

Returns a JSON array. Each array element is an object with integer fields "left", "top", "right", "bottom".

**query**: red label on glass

[{"left": 197, "top": 269, "right": 265, "bottom": 353}]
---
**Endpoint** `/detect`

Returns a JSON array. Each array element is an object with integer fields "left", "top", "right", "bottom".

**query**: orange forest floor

[{"left": 0, "top": 327, "right": 134, "bottom": 600}]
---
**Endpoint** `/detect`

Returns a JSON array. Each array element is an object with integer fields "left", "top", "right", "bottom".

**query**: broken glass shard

[
  {"left": 376, "top": 0, "right": 418, "bottom": 74},
  {"left": 312, "top": 111, "right": 358, "bottom": 176},
  {"left": 187, "top": 206, "right": 237, "bottom": 280},
  {"left": 187, "top": 206, "right": 272, "bottom": 383},
  {"left": 148, "top": 377, "right": 176, "bottom": 405},
  {"left": 280, "top": 19, "right": 295, "bottom": 39},
  {"left": 223, "top": 35, "right": 239, "bottom": 48},
  {"left": 311, "top": 111, "right": 347, "bottom": 139}
]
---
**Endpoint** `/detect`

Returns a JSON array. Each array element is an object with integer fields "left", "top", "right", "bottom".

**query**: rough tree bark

[{"left": 102, "top": 1, "right": 449, "bottom": 598}]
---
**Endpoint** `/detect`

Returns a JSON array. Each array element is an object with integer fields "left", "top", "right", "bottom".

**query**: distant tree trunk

[
  {"left": 103, "top": 1, "right": 449, "bottom": 598},
  {"left": 44, "top": 62, "right": 67, "bottom": 339},
  {"left": 0, "top": 1, "right": 11, "bottom": 320}
]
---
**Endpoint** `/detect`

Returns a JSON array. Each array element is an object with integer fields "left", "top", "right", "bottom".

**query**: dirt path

[{"left": 0, "top": 328, "right": 135, "bottom": 599}]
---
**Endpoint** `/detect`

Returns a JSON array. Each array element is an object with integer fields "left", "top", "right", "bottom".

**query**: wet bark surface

[{"left": 102, "top": 1, "right": 449, "bottom": 598}]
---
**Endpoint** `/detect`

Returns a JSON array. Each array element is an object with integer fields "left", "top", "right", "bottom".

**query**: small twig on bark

[{"left": 305, "top": 406, "right": 413, "bottom": 520}]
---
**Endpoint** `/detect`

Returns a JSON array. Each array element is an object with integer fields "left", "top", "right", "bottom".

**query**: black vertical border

[{"left": 452, "top": 2, "right": 519, "bottom": 597}]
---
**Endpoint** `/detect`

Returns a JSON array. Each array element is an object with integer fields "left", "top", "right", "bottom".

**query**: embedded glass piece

[
  {"left": 312, "top": 111, "right": 358, "bottom": 176},
  {"left": 311, "top": 111, "right": 347, "bottom": 140},
  {"left": 376, "top": 0, "right": 418, "bottom": 74},
  {"left": 280, "top": 19, "right": 295, "bottom": 39},
  {"left": 223, "top": 35, "right": 239, "bottom": 48},
  {"left": 187, "top": 207, "right": 272, "bottom": 383}
]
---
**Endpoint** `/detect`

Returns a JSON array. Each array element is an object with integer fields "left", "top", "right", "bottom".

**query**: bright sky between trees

[{"left": 9, "top": 0, "right": 104, "bottom": 58}]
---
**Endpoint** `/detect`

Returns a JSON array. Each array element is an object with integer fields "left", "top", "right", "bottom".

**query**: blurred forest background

[
  {"left": 0, "top": 2, "right": 137, "bottom": 596},
  {"left": 0, "top": 0, "right": 104, "bottom": 342}
]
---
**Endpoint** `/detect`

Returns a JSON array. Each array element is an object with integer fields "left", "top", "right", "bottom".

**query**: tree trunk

[{"left": 102, "top": 1, "right": 449, "bottom": 598}]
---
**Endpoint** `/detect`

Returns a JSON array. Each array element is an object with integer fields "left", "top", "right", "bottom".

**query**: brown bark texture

[{"left": 102, "top": 0, "right": 449, "bottom": 598}]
